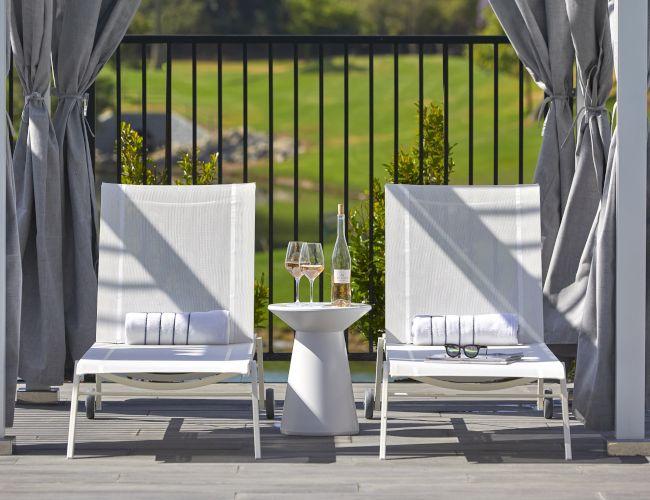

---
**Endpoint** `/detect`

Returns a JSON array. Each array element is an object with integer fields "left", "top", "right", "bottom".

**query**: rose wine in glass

[
  {"left": 331, "top": 204, "right": 352, "bottom": 307},
  {"left": 285, "top": 241, "right": 304, "bottom": 304},
  {"left": 299, "top": 242, "right": 324, "bottom": 303}
]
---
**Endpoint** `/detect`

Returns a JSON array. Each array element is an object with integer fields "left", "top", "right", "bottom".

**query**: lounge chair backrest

[
  {"left": 96, "top": 183, "right": 255, "bottom": 344},
  {"left": 385, "top": 184, "right": 543, "bottom": 344}
]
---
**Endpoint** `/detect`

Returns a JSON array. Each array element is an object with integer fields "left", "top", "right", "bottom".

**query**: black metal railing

[{"left": 8, "top": 34, "right": 535, "bottom": 361}]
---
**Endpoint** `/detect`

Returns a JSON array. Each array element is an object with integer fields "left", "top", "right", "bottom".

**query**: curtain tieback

[
  {"left": 24, "top": 91, "right": 45, "bottom": 105},
  {"left": 561, "top": 104, "right": 610, "bottom": 149},
  {"left": 52, "top": 90, "right": 95, "bottom": 138},
  {"left": 536, "top": 94, "right": 572, "bottom": 130}
]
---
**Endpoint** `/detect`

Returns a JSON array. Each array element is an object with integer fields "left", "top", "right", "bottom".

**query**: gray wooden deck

[{"left": 2, "top": 382, "right": 650, "bottom": 499}]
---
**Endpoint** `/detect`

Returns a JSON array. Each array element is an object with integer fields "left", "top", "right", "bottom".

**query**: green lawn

[{"left": 100, "top": 52, "right": 543, "bottom": 315}]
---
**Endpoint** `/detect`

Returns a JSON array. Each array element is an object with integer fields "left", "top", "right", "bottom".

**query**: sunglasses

[{"left": 444, "top": 344, "right": 487, "bottom": 359}]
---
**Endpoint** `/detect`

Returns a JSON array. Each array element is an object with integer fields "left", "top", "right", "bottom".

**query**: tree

[
  {"left": 284, "top": 0, "right": 363, "bottom": 35},
  {"left": 359, "top": 0, "right": 479, "bottom": 36}
]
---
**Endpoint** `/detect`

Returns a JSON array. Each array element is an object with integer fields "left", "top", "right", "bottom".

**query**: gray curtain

[
  {"left": 489, "top": 0, "right": 577, "bottom": 345},
  {"left": 10, "top": 0, "right": 65, "bottom": 386},
  {"left": 566, "top": 0, "right": 615, "bottom": 431},
  {"left": 542, "top": 0, "right": 613, "bottom": 347},
  {"left": 51, "top": 0, "right": 139, "bottom": 362},
  {"left": 4, "top": 1, "right": 21, "bottom": 427}
]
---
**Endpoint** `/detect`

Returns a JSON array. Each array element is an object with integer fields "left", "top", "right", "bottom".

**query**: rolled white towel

[
  {"left": 471, "top": 313, "right": 519, "bottom": 345},
  {"left": 411, "top": 313, "right": 519, "bottom": 346},
  {"left": 125, "top": 313, "right": 147, "bottom": 344},
  {"left": 125, "top": 310, "right": 230, "bottom": 345}
]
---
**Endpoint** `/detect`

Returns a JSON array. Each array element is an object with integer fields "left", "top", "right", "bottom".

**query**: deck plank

[{"left": 1, "top": 382, "right": 649, "bottom": 498}]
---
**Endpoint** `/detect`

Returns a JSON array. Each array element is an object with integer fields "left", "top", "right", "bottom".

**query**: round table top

[
  {"left": 268, "top": 302, "right": 371, "bottom": 313},
  {"left": 268, "top": 302, "right": 372, "bottom": 332}
]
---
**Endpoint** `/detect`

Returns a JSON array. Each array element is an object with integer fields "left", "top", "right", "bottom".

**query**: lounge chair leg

[
  {"left": 256, "top": 337, "right": 265, "bottom": 408},
  {"left": 536, "top": 378, "right": 544, "bottom": 411},
  {"left": 374, "top": 336, "right": 385, "bottom": 412},
  {"left": 95, "top": 376, "right": 102, "bottom": 411},
  {"left": 251, "top": 362, "right": 262, "bottom": 460},
  {"left": 560, "top": 377, "right": 572, "bottom": 460},
  {"left": 67, "top": 368, "right": 81, "bottom": 459},
  {"left": 379, "top": 361, "right": 389, "bottom": 460}
]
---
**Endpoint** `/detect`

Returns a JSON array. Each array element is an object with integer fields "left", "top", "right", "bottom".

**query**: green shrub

[
  {"left": 175, "top": 150, "right": 218, "bottom": 186},
  {"left": 118, "top": 121, "right": 167, "bottom": 185},
  {"left": 349, "top": 103, "right": 455, "bottom": 342},
  {"left": 254, "top": 273, "right": 270, "bottom": 330}
]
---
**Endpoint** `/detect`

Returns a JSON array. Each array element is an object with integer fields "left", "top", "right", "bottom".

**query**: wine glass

[
  {"left": 285, "top": 241, "right": 304, "bottom": 304},
  {"left": 299, "top": 242, "right": 324, "bottom": 304}
]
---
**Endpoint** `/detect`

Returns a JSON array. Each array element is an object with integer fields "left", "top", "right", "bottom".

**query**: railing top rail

[{"left": 122, "top": 34, "right": 510, "bottom": 45}]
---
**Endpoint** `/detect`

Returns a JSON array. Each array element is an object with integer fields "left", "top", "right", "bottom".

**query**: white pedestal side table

[{"left": 268, "top": 302, "right": 371, "bottom": 436}]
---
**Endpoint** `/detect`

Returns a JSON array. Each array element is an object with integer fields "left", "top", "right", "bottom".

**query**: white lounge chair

[
  {"left": 67, "top": 183, "right": 270, "bottom": 459},
  {"left": 371, "top": 184, "right": 572, "bottom": 460}
]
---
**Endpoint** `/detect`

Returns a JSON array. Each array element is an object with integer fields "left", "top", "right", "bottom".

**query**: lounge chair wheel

[
  {"left": 265, "top": 388, "right": 275, "bottom": 419},
  {"left": 543, "top": 389, "right": 553, "bottom": 419},
  {"left": 364, "top": 388, "right": 375, "bottom": 419},
  {"left": 85, "top": 395, "right": 95, "bottom": 420}
]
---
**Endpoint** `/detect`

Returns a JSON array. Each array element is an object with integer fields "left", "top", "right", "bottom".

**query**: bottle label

[{"left": 333, "top": 269, "right": 351, "bottom": 283}]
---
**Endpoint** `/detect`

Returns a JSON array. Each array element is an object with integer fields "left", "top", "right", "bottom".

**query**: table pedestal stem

[{"left": 281, "top": 330, "right": 359, "bottom": 436}]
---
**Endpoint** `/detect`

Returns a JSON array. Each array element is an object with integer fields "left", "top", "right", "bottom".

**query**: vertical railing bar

[
  {"left": 518, "top": 61, "right": 524, "bottom": 184},
  {"left": 217, "top": 43, "right": 223, "bottom": 184},
  {"left": 191, "top": 42, "right": 197, "bottom": 184},
  {"left": 243, "top": 42, "right": 248, "bottom": 183},
  {"left": 343, "top": 42, "right": 349, "bottom": 348},
  {"left": 368, "top": 43, "right": 375, "bottom": 352},
  {"left": 165, "top": 43, "right": 172, "bottom": 184},
  {"left": 268, "top": 43, "right": 274, "bottom": 354},
  {"left": 88, "top": 84, "right": 96, "bottom": 173},
  {"left": 418, "top": 43, "right": 423, "bottom": 184},
  {"left": 116, "top": 46, "right": 122, "bottom": 183},
  {"left": 141, "top": 43, "right": 147, "bottom": 185},
  {"left": 393, "top": 43, "right": 399, "bottom": 184},
  {"left": 293, "top": 43, "right": 299, "bottom": 244},
  {"left": 318, "top": 43, "right": 324, "bottom": 301},
  {"left": 493, "top": 43, "right": 498, "bottom": 185},
  {"left": 468, "top": 43, "right": 473, "bottom": 185},
  {"left": 443, "top": 43, "right": 449, "bottom": 185}
]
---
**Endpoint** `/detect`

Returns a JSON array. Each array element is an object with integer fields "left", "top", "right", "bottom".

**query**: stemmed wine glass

[
  {"left": 299, "top": 242, "right": 324, "bottom": 304},
  {"left": 285, "top": 241, "right": 304, "bottom": 304}
]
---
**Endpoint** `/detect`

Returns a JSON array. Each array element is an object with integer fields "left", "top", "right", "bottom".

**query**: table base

[{"left": 281, "top": 330, "right": 359, "bottom": 436}]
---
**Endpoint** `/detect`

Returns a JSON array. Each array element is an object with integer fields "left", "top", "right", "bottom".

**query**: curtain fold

[
  {"left": 10, "top": 0, "right": 65, "bottom": 386},
  {"left": 4, "top": 0, "right": 21, "bottom": 427},
  {"left": 567, "top": 0, "right": 615, "bottom": 432},
  {"left": 51, "top": 0, "right": 139, "bottom": 361},
  {"left": 490, "top": 0, "right": 580, "bottom": 346}
]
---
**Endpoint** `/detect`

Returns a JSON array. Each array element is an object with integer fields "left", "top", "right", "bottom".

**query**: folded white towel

[
  {"left": 411, "top": 313, "right": 519, "bottom": 346},
  {"left": 125, "top": 310, "right": 230, "bottom": 345}
]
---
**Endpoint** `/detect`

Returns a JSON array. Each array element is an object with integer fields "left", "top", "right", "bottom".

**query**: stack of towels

[
  {"left": 410, "top": 313, "right": 519, "bottom": 346},
  {"left": 125, "top": 310, "right": 230, "bottom": 345}
]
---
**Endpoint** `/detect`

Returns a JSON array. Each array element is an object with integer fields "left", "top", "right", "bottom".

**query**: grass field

[{"left": 98, "top": 51, "right": 544, "bottom": 337}]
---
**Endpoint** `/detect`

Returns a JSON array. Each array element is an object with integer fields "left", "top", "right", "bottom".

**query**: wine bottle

[{"left": 331, "top": 204, "right": 352, "bottom": 307}]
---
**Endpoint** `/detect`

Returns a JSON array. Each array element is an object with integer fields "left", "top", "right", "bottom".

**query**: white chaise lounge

[
  {"left": 67, "top": 183, "right": 269, "bottom": 459},
  {"left": 371, "top": 184, "right": 572, "bottom": 460}
]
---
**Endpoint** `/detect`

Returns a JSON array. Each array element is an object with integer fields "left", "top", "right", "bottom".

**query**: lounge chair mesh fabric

[
  {"left": 385, "top": 184, "right": 544, "bottom": 345},
  {"left": 96, "top": 183, "right": 254, "bottom": 345}
]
